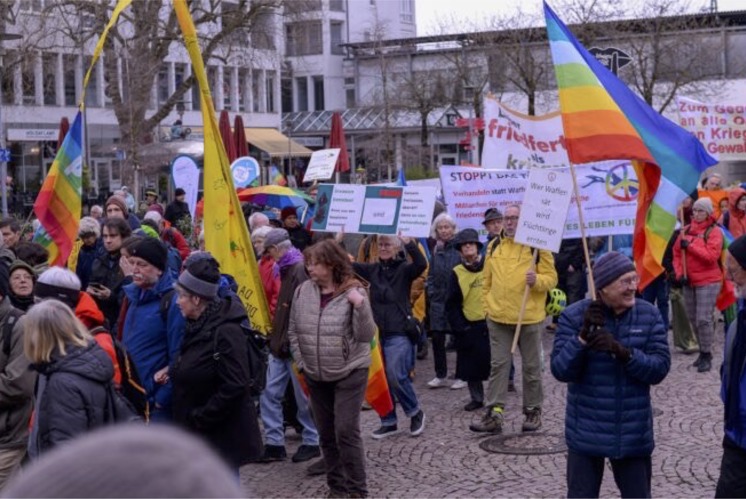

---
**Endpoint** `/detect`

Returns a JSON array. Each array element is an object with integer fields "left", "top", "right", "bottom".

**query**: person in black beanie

[
  {"left": 164, "top": 187, "right": 192, "bottom": 229},
  {"left": 716, "top": 235, "right": 746, "bottom": 497},
  {"left": 121, "top": 237, "right": 185, "bottom": 422},
  {"left": 551, "top": 251, "right": 670, "bottom": 498},
  {"left": 171, "top": 257, "right": 263, "bottom": 469}
]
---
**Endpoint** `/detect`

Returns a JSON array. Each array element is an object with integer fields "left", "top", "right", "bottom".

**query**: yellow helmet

[{"left": 545, "top": 288, "right": 567, "bottom": 317}]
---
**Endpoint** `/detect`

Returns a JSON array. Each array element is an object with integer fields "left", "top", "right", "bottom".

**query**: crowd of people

[{"left": 0, "top": 171, "right": 746, "bottom": 497}]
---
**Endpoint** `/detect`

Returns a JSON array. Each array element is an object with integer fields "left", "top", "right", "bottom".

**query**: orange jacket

[{"left": 75, "top": 291, "right": 121, "bottom": 385}]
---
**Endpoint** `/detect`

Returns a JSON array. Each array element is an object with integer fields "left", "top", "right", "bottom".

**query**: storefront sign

[{"left": 7, "top": 129, "right": 58, "bottom": 141}]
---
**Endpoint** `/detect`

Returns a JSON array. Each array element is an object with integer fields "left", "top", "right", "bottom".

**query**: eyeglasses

[
  {"left": 616, "top": 274, "right": 640, "bottom": 287},
  {"left": 504, "top": 216, "right": 519, "bottom": 222}
]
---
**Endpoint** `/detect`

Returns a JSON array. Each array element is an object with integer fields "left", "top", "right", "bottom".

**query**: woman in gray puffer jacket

[{"left": 288, "top": 240, "right": 376, "bottom": 499}]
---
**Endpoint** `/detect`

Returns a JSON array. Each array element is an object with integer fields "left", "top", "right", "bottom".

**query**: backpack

[
  {"left": 103, "top": 381, "right": 143, "bottom": 424},
  {"left": 90, "top": 326, "right": 150, "bottom": 421},
  {"left": 212, "top": 321, "right": 268, "bottom": 396},
  {"left": 2, "top": 309, "right": 23, "bottom": 358}
]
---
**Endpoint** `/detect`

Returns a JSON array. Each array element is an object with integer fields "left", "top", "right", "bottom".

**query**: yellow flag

[{"left": 173, "top": 0, "right": 272, "bottom": 334}]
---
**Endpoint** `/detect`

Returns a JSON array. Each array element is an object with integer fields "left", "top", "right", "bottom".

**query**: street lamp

[{"left": 0, "top": 31, "right": 23, "bottom": 218}]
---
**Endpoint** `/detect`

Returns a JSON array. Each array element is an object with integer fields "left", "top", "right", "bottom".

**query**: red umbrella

[
  {"left": 219, "top": 110, "right": 237, "bottom": 163},
  {"left": 57, "top": 117, "right": 70, "bottom": 150},
  {"left": 329, "top": 112, "right": 350, "bottom": 173},
  {"left": 234, "top": 115, "right": 249, "bottom": 158}
]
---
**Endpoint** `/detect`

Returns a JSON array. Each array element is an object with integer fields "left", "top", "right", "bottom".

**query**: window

[
  {"left": 157, "top": 65, "right": 169, "bottom": 105},
  {"left": 252, "top": 71, "right": 261, "bottom": 112},
  {"left": 330, "top": 22, "right": 344, "bottom": 55},
  {"left": 63, "top": 54, "right": 77, "bottom": 106},
  {"left": 207, "top": 66, "right": 218, "bottom": 108},
  {"left": 1, "top": 52, "right": 16, "bottom": 104},
  {"left": 191, "top": 79, "right": 201, "bottom": 111},
  {"left": 251, "top": 11, "right": 275, "bottom": 50},
  {"left": 313, "top": 76, "right": 324, "bottom": 111},
  {"left": 266, "top": 71, "right": 276, "bottom": 113},
  {"left": 330, "top": 0, "right": 344, "bottom": 11},
  {"left": 43, "top": 54, "right": 57, "bottom": 106},
  {"left": 224, "top": 68, "right": 232, "bottom": 110},
  {"left": 296, "top": 76, "right": 308, "bottom": 112},
  {"left": 281, "top": 78, "right": 293, "bottom": 113},
  {"left": 344, "top": 77, "right": 355, "bottom": 85},
  {"left": 103, "top": 58, "right": 117, "bottom": 108},
  {"left": 84, "top": 56, "right": 99, "bottom": 107},
  {"left": 400, "top": 0, "right": 414, "bottom": 23},
  {"left": 346, "top": 88, "right": 355, "bottom": 108},
  {"left": 285, "top": 22, "right": 323, "bottom": 56},
  {"left": 238, "top": 69, "right": 248, "bottom": 112},
  {"left": 21, "top": 54, "right": 37, "bottom": 105}
]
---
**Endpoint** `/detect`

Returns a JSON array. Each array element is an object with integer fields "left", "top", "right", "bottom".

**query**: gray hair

[
  {"left": 378, "top": 234, "right": 402, "bottom": 249},
  {"left": 248, "top": 212, "right": 270, "bottom": 231},
  {"left": 78, "top": 216, "right": 101, "bottom": 238},
  {"left": 276, "top": 239, "right": 293, "bottom": 252},
  {"left": 430, "top": 212, "right": 457, "bottom": 240},
  {"left": 251, "top": 225, "right": 273, "bottom": 243}
]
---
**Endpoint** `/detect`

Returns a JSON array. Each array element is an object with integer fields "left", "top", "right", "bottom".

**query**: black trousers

[
  {"left": 566, "top": 451, "right": 651, "bottom": 498},
  {"left": 716, "top": 435, "right": 746, "bottom": 498},
  {"left": 431, "top": 330, "right": 448, "bottom": 378}
]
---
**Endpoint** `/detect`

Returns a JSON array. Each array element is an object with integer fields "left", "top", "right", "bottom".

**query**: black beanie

[
  {"left": 729, "top": 235, "right": 746, "bottom": 270},
  {"left": 0, "top": 263, "right": 8, "bottom": 298},
  {"left": 130, "top": 238, "right": 168, "bottom": 272},
  {"left": 178, "top": 259, "right": 220, "bottom": 299}
]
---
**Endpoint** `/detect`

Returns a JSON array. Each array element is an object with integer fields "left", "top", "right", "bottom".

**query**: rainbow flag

[
  {"left": 33, "top": 112, "right": 83, "bottom": 266},
  {"left": 366, "top": 331, "right": 393, "bottom": 417},
  {"left": 270, "top": 165, "right": 287, "bottom": 186},
  {"left": 544, "top": 2, "right": 717, "bottom": 289}
]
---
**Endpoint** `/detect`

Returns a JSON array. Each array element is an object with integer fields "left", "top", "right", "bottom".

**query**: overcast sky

[{"left": 416, "top": 0, "right": 746, "bottom": 36}]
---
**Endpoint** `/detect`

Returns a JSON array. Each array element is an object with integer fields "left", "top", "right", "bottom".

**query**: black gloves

[
  {"left": 580, "top": 301, "right": 605, "bottom": 342},
  {"left": 680, "top": 239, "right": 690, "bottom": 250},
  {"left": 587, "top": 331, "right": 632, "bottom": 364}
]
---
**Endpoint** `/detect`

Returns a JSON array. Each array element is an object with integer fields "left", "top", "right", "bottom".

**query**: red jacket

[
  {"left": 259, "top": 254, "right": 280, "bottom": 319},
  {"left": 720, "top": 188, "right": 746, "bottom": 239},
  {"left": 161, "top": 226, "right": 191, "bottom": 261},
  {"left": 75, "top": 291, "right": 121, "bottom": 385},
  {"left": 673, "top": 218, "right": 723, "bottom": 287}
]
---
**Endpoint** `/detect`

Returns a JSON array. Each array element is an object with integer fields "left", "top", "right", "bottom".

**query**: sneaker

[
  {"left": 463, "top": 400, "right": 484, "bottom": 412},
  {"left": 292, "top": 444, "right": 321, "bottom": 463},
  {"left": 522, "top": 408, "right": 542, "bottom": 432},
  {"left": 258, "top": 444, "right": 287, "bottom": 462},
  {"left": 697, "top": 353, "right": 712, "bottom": 373},
  {"left": 450, "top": 379, "right": 467, "bottom": 390},
  {"left": 371, "top": 425, "right": 400, "bottom": 440},
  {"left": 410, "top": 410, "right": 426, "bottom": 436},
  {"left": 306, "top": 458, "right": 326, "bottom": 476},
  {"left": 469, "top": 407, "right": 503, "bottom": 433},
  {"left": 508, "top": 380, "right": 516, "bottom": 392},
  {"left": 427, "top": 377, "right": 448, "bottom": 389},
  {"left": 692, "top": 354, "right": 703, "bottom": 368}
]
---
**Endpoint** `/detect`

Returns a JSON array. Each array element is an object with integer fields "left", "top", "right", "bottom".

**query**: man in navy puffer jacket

[{"left": 551, "top": 251, "right": 670, "bottom": 498}]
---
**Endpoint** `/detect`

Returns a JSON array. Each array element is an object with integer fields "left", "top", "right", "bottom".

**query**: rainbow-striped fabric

[
  {"left": 270, "top": 165, "right": 287, "bottom": 186},
  {"left": 33, "top": 111, "right": 83, "bottom": 266},
  {"left": 366, "top": 332, "right": 393, "bottom": 417},
  {"left": 544, "top": 2, "right": 717, "bottom": 289}
]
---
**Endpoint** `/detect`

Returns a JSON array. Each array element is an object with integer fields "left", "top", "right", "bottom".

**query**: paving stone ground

[{"left": 241, "top": 323, "right": 725, "bottom": 498}]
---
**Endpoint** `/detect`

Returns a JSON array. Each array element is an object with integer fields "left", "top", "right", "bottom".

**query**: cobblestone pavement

[{"left": 242, "top": 325, "right": 725, "bottom": 498}]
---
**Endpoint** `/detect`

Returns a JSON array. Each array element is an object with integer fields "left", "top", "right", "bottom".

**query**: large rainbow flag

[
  {"left": 33, "top": 112, "right": 83, "bottom": 266},
  {"left": 544, "top": 2, "right": 717, "bottom": 289},
  {"left": 366, "top": 331, "right": 393, "bottom": 417}
]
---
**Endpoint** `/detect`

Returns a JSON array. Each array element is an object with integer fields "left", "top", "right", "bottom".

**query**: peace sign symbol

[{"left": 605, "top": 163, "right": 638, "bottom": 202}]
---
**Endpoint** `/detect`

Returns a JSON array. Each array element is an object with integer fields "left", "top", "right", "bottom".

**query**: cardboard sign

[
  {"left": 514, "top": 168, "right": 574, "bottom": 252},
  {"left": 311, "top": 183, "right": 435, "bottom": 237},
  {"left": 303, "top": 148, "right": 341, "bottom": 182}
]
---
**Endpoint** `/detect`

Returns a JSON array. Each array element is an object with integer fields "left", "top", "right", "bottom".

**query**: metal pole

[{"left": 0, "top": 57, "right": 8, "bottom": 218}]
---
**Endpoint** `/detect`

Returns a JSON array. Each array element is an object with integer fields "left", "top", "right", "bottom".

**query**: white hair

[
  {"left": 37, "top": 266, "right": 81, "bottom": 291},
  {"left": 78, "top": 217, "right": 101, "bottom": 238},
  {"left": 143, "top": 211, "right": 163, "bottom": 224},
  {"left": 251, "top": 225, "right": 273, "bottom": 243},
  {"left": 429, "top": 213, "right": 457, "bottom": 240},
  {"left": 249, "top": 212, "right": 270, "bottom": 231}
]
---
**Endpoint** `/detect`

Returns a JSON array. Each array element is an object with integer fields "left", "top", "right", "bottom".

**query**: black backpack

[
  {"left": 212, "top": 321, "right": 268, "bottom": 397},
  {"left": 90, "top": 326, "right": 150, "bottom": 422}
]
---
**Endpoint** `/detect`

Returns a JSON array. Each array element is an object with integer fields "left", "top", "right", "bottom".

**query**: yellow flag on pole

[{"left": 173, "top": 0, "right": 272, "bottom": 334}]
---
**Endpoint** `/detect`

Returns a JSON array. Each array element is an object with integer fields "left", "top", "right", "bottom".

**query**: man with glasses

[
  {"left": 470, "top": 204, "right": 557, "bottom": 434},
  {"left": 551, "top": 251, "right": 670, "bottom": 498}
]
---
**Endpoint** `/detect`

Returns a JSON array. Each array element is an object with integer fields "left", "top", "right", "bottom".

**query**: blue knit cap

[{"left": 594, "top": 251, "right": 636, "bottom": 290}]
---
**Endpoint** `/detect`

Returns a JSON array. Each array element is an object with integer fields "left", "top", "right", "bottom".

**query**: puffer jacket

[
  {"left": 672, "top": 218, "right": 723, "bottom": 286},
  {"left": 551, "top": 298, "right": 670, "bottom": 459},
  {"left": 0, "top": 298, "right": 34, "bottom": 450},
  {"left": 483, "top": 236, "right": 557, "bottom": 325},
  {"left": 288, "top": 278, "right": 376, "bottom": 382},
  {"left": 75, "top": 292, "right": 121, "bottom": 385},
  {"left": 426, "top": 240, "right": 462, "bottom": 331},
  {"left": 29, "top": 341, "right": 114, "bottom": 458}
]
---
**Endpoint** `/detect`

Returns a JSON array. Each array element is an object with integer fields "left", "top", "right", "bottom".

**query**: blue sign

[
  {"left": 0, "top": 149, "right": 10, "bottom": 162},
  {"left": 231, "top": 156, "right": 260, "bottom": 188}
]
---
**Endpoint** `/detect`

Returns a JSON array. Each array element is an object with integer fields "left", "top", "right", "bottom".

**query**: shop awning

[{"left": 245, "top": 128, "right": 312, "bottom": 157}]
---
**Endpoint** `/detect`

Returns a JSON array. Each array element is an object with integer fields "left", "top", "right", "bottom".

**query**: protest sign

[
  {"left": 515, "top": 168, "right": 574, "bottom": 252},
  {"left": 303, "top": 148, "right": 341, "bottom": 182},
  {"left": 676, "top": 96, "right": 746, "bottom": 160},
  {"left": 171, "top": 155, "right": 200, "bottom": 219},
  {"left": 311, "top": 183, "right": 435, "bottom": 237},
  {"left": 440, "top": 163, "right": 637, "bottom": 239}
]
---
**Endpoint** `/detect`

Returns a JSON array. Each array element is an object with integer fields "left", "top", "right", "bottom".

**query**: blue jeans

[
  {"left": 260, "top": 355, "right": 319, "bottom": 446},
  {"left": 641, "top": 274, "right": 669, "bottom": 331},
  {"left": 381, "top": 335, "right": 420, "bottom": 426}
]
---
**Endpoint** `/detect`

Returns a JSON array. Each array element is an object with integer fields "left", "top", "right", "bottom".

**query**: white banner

[
  {"left": 440, "top": 164, "right": 638, "bottom": 240},
  {"left": 311, "top": 183, "right": 436, "bottom": 237},
  {"left": 171, "top": 155, "right": 200, "bottom": 220},
  {"left": 515, "top": 168, "right": 574, "bottom": 252},
  {"left": 675, "top": 96, "right": 746, "bottom": 160},
  {"left": 303, "top": 148, "right": 341, "bottom": 182}
]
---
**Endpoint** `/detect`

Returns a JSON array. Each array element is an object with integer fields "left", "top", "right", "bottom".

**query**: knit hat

[
  {"left": 78, "top": 216, "right": 101, "bottom": 239},
  {"left": 593, "top": 251, "right": 636, "bottom": 290},
  {"left": 9, "top": 260, "right": 35, "bottom": 282},
  {"left": 482, "top": 208, "right": 503, "bottom": 225},
  {"left": 728, "top": 235, "right": 746, "bottom": 270},
  {"left": 105, "top": 195, "right": 128, "bottom": 216},
  {"left": 178, "top": 259, "right": 220, "bottom": 299},
  {"left": 147, "top": 203, "right": 165, "bottom": 216},
  {"left": 34, "top": 267, "right": 81, "bottom": 309},
  {"left": 280, "top": 207, "right": 297, "bottom": 221},
  {"left": 692, "top": 197, "right": 714, "bottom": 216},
  {"left": 145, "top": 189, "right": 158, "bottom": 198},
  {"left": 129, "top": 237, "right": 168, "bottom": 271},
  {"left": 144, "top": 211, "right": 163, "bottom": 224},
  {"left": 0, "top": 263, "right": 8, "bottom": 297},
  {"left": 264, "top": 228, "right": 290, "bottom": 248},
  {"left": 174, "top": 188, "right": 186, "bottom": 197},
  {"left": 454, "top": 228, "right": 483, "bottom": 251}
]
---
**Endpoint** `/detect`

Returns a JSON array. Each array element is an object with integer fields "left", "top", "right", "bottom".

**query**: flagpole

[
  {"left": 569, "top": 163, "right": 596, "bottom": 300},
  {"left": 511, "top": 248, "right": 538, "bottom": 354}
]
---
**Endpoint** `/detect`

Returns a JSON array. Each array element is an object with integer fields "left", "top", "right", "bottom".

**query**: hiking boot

[
  {"left": 692, "top": 353, "right": 703, "bottom": 368},
  {"left": 306, "top": 458, "right": 326, "bottom": 476},
  {"left": 258, "top": 444, "right": 287, "bottom": 462},
  {"left": 371, "top": 425, "right": 400, "bottom": 440},
  {"left": 469, "top": 407, "right": 503, "bottom": 434},
  {"left": 522, "top": 408, "right": 542, "bottom": 432},
  {"left": 463, "top": 400, "right": 484, "bottom": 412},
  {"left": 292, "top": 444, "right": 321, "bottom": 463},
  {"left": 410, "top": 410, "right": 426, "bottom": 437},
  {"left": 697, "top": 353, "right": 712, "bottom": 373},
  {"left": 427, "top": 377, "right": 448, "bottom": 389}
]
